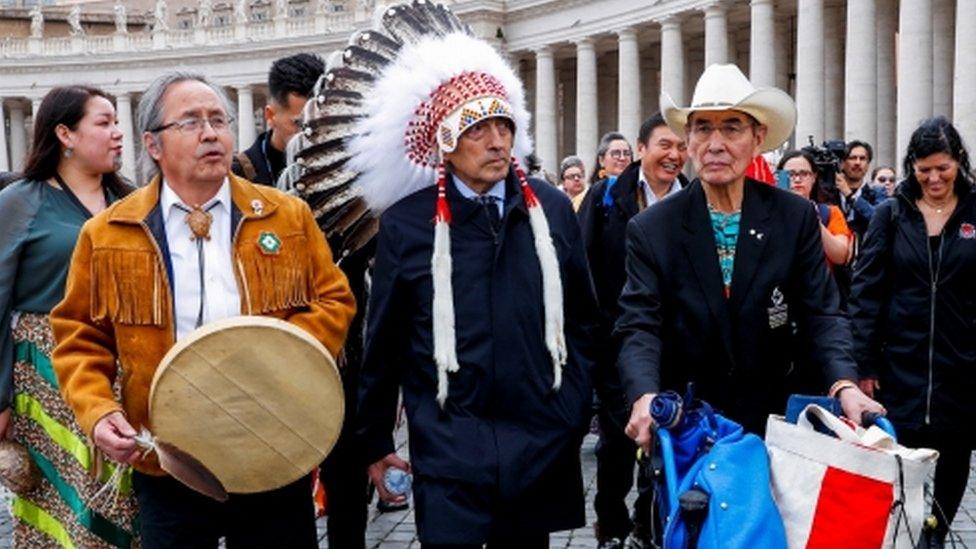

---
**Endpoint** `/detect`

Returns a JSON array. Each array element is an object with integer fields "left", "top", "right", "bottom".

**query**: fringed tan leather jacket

[{"left": 50, "top": 175, "right": 356, "bottom": 475}]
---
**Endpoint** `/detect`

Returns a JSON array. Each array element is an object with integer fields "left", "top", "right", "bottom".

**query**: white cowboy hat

[{"left": 661, "top": 64, "right": 796, "bottom": 153}]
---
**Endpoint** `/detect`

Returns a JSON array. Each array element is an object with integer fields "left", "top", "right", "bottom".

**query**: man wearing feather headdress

[
  {"left": 50, "top": 72, "right": 356, "bottom": 547},
  {"left": 287, "top": 3, "right": 601, "bottom": 545}
]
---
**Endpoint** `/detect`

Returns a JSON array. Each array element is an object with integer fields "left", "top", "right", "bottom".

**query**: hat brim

[{"left": 661, "top": 87, "right": 797, "bottom": 153}]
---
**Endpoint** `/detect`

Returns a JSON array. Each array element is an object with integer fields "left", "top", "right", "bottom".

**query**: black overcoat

[
  {"left": 356, "top": 170, "right": 600, "bottom": 543},
  {"left": 615, "top": 179, "right": 859, "bottom": 434}
]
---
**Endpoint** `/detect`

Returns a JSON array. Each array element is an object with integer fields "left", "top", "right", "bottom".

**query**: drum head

[{"left": 149, "top": 316, "right": 344, "bottom": 493}]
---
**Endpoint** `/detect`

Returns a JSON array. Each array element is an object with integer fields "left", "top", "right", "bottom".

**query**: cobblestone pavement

[{"left": 2, "top": 433, "right": 975, "bottom": 548}]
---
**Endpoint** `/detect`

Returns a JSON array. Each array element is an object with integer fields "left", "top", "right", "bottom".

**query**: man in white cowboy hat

[
  {"left": 616, "top": 64, "right": 885, "bottom": 449},
  {"left": 350, "top": 28, "right": 600, "bottom": 548}
]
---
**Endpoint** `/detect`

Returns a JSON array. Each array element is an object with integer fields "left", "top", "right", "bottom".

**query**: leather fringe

[
  {"left": 90, "top": 249, "right": 165, "bottom": 326},
  {"left": 239, "top": 238, "right": 314, "bottom": 314}
]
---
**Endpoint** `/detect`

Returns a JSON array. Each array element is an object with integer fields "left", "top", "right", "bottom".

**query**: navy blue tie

[{"left": 477, "top": 195, "right": 501, "bottom": 233}]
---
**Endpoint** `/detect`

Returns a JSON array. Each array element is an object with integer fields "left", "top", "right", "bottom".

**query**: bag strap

[
  {"left": 796, "top": 404, "right": 865, "bottom": 444},
  {"left": 236, "top": 151, "right": 258, "bottom": 182}
]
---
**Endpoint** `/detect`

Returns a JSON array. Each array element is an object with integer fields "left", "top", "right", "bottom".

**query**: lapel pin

[
  {"left": 749, "top": 229, "right": 756, "bottom": 236},
  {"left": 251, "top": 199, "right": 264, "bottom": 215},
  {"left": 757, "top": 232, "right": 764, "bottom": 240}
]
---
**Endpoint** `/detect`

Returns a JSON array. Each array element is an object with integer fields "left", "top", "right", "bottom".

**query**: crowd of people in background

[{"left": 0, "top": 37, "right": 973, "bottom": 549}]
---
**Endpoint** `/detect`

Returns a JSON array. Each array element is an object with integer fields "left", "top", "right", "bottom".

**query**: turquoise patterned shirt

[{"left": 708, "top": 205, "right": 741, "bottom": 298}]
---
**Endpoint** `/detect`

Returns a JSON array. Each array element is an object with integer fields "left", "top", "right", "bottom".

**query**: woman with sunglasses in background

[
  {"left": 0, "top": 86, "right": 136, "bottom": 547},
  {"left": 872, "top": 166, "right": 898, "bottom": 197}
]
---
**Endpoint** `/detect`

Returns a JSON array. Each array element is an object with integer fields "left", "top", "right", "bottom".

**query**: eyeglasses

[
  {"left": 876, "top": 176, "right": 896, "bottom": 183},
  {"left": 607, "top": 149, "right": 633, "bottom": 160},
  {"left": 689, "top": 121, "right": 752, "bottom": 140},
  {"left": 151, "top": 115, "right": 234, "bottom": 134},
  {"left": 787, "top": 169, "right": 813, "bottom": 180},
  {"left": 563, "top": 173, "right": 584, "bottom": 181}
]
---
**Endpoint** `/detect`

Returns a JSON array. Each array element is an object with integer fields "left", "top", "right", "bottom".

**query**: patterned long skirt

[{"left": 9, "top": 312, "right": 138, "bottom": 548}]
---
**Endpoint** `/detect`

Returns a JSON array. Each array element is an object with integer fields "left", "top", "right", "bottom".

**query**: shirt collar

[
  {"left": 161, "top": 177, "right": 231, "bottom": 217},
  {"left": 638, "top": 167, "right": 680, "bottom": 198},
  {"left": 453, "top": 175, "right": 506, "bottom": 203}
]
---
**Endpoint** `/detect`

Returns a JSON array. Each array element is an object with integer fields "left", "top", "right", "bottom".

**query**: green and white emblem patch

[{"left": 257, "top": 231, "right": 282, "bottom": 255}]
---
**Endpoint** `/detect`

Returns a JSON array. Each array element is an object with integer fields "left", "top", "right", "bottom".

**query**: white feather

[
  {"left": 347, "top": 33, "right": 533, "bottom": 213},
  {"left": 432, "top": 218, "right": 459, "bottom": 406},
  {"left": 527, "top": 203, "right": 567, "bottom": 389}
]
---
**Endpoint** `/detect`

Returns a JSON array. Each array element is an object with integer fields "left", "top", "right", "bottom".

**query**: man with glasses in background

[
  {"left": 50, "top": 71, "right": 355, "bottom": 547},
  {"left": 232, "top": 53, "right": 324, "bottom": 186},
  {"left": 578, "top": 113, "right": 688, "bottom": 549}
]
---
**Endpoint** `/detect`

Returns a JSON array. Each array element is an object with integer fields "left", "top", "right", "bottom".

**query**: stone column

[
  {"left": 897, "top": 0, "right": 933, "bottom": 169},
  {"left": 749, "top": 0, "right": 776, "bottom": 88},
  {"left": 954, "top": 0, "right": 976, "bottom": 157},
  {"left": 844, "top": 0, "right": 876, "bottom": 145},
  {"left": 116, "top": 93, "right": 136, "bottom": 182},
  {"left": 617, "top": 27, "right": 642, "bottom": 144},
  {"left": 703, "top": 2, "right": 728, "bottom": 67},
  {"left": 932, "top": 0, "right": 954, "bottom": 118},
  {"left": 876, "top": 0, "right": 897, "bottom": 168},
  {"left": 0, "top": 100, "right": 8, "bottom": 172},
  {"left": 236, "top": 85, "right": 256, "bottom": 149},
  {"left": 795, "top": 0, "right": 825, "bottom": 145},
  {"left": 659, "top": 16, "right": 686, "bottom": 107},
  {"left": 823, "top": 4, "right": 844, "bottom": 140},
  {"left": 534, "top": 47, "right": 558, "bottom": 177},
  {"left": 9, "top": 102, "right": 27, "bottom": 172},
  {"left": 575, "top": 38, "right": 598, "bottom": 174}
]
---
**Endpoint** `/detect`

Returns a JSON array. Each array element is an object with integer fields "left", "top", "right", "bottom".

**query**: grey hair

[
  {"left": 597, "top": 131, "right": 629, "bottom": 158},
  {"left": 136, "top": 71, "right": 234, "bottom": 181},
  {"left": 559, "top": 155, "right": 585, "bottom": 180}
]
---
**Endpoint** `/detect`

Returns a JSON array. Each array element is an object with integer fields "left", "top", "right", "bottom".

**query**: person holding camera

[
  {"left": 777, "top": 150, "right": 853, "bottom": 268},
  {"left": 835, "top": 140, "right": 883, "bottom": 243}
]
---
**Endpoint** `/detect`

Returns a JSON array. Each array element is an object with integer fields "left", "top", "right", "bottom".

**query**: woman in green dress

[{"left": 0, "top": 86, "right": 137, "bottom": 547}]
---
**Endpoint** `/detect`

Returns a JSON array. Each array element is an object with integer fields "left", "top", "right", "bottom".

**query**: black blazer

[{"left": 614, "top": 178, "right": 858, "bottom": 434}]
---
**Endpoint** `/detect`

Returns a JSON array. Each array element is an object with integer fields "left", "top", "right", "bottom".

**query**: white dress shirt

[
  {"left": 160, "top": 179, "right": 241, "bottom": 341},
  {"left": 638, "top": 168, "right": 683, "bottom": 208}
]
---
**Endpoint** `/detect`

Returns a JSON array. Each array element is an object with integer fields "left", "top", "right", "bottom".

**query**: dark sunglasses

[{"left": 876, "top": 176, "right": 896, "bottom": 183}]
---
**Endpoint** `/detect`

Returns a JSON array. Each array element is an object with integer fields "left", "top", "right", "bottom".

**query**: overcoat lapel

[
  {"left": 728, "top": 181, "right": 772, "bottom": 311},
  {"left": 612, "top": 165, "right": 641, "bottom": 219},
  {"left": 682, "top": 181, "right": 736, "bottom": 364}
]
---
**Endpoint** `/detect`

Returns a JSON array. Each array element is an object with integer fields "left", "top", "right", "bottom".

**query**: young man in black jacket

[
  {"left": 578, "top": 113, "right": 687, "bottom": 549},
  {"left": 231, "top": 53, "right": 323, "bottom": 186}
]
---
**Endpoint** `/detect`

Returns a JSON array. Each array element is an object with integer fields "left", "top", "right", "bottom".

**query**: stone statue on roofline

[
  {"left": 68, "top": 5, "right": 84, "bottom": 36},
  {"left": 29, "top": 5, "right": 43, "bottom": 38},
  {"left": 153, "top": 0, "right": 169, "bottom": 32},
  {"left": 199, "top": 0, "right": 214, "bottom": 27},
  {"left": 114, "top": 2, "right": 128, "bottom": 34},
  {"left": 235, "top": 0, "right": 250, "bottom": 24}
]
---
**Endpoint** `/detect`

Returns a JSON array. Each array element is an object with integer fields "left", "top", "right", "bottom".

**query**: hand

[
  {"left": 367, "top": 453, "right": 412, "bottom": 505},
  {"left": 858, "top": 378, "right": 881, "bottom": 398},
  {"left": 835, "top": 174, "right": 852, "bottom": 198},
  {"left": 0, "top": 408, "right": 10, "bottom": 440},
  {"left": 838, "top": 386, "right": 885, "bottom": 424},
  {"left": 624, "top": 393, "right": 656, "bottom": 454},
  {"left": 92, "top": 411, "right": 138, "bottom": 464}
]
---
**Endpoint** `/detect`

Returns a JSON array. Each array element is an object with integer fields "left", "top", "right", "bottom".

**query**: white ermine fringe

[
  {"left": 526, "top": 203, "right": 567, "bottom": 389},
  {"left": 432, "top": 219, "right": 459, "bottom": 406}
]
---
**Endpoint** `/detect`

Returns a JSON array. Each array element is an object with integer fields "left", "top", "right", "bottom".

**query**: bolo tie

[{"left": 174, "top": 202, "right": 220, "bottom": 329}]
